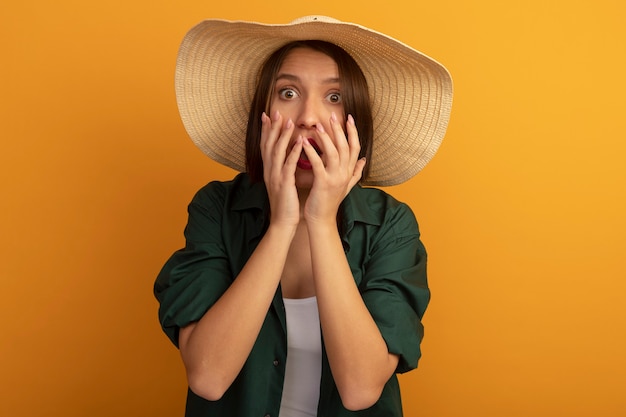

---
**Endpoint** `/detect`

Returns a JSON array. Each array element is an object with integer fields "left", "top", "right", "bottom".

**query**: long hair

[{"left": 245, "top": 40, "right": 374, "bottom": 183}]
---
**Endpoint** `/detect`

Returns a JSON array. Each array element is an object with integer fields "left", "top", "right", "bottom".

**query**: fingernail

[
  {"left": 286, "top": 119, "right": 293, "bottom": 129},
  {"left": 348, "top": 114, "right": 355, "bottom": 125},
  {"left": 272, "top": 110, "right": 280, "bottom": 121},
  {"left": 331, "top": 112, "right": 338, "bottom": 122},
  {"left": 317, "top": 124, "right": 325, "bottom": 133}
]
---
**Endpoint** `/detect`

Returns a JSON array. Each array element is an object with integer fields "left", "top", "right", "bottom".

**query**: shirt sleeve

[
  {"left": 359, "top": 203, "right": 430, "bottom": 374},
  {"left": 153, "top": 183, "right": 233, "bottom": 348}
]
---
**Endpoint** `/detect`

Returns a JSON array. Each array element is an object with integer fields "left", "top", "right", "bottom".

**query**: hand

[
  {"left": 260, "top": 110, "right": 302, "bottom": 228},
  {"left": 302, "top": 113, "right": 366, "bottom": 225}
]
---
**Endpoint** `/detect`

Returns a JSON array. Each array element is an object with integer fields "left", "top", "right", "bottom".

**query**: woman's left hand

[{"left": 302, "top": 113, "right": 366, "bottom": 225}]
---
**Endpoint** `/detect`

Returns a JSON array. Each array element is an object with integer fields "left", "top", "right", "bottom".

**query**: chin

[{"left": 295, "top": 170, "right": 314, "bottom": 190}]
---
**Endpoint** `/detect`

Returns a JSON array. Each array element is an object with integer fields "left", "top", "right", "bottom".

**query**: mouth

[
  {"left": 308, "top": 138, "right": 322, "bottom": 156},
  {"left": 297, "top": 138, "right": 322, "bottom": 170}
]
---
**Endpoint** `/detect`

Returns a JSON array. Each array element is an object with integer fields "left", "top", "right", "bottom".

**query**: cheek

[
  {"left": 330, "top": 107, "right": 346, "bottom": 127},
  {"left": 268, "top": 101, "right": 289, "bottom": 116}
]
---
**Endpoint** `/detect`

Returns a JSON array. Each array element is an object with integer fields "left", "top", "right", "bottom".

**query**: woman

[{"left": 155, "top": 16, "right": 452, "bottom": 417}]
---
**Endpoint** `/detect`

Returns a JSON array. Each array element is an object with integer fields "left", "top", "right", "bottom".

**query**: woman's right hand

[{"left": 260, "top": 110, "right": 302, "bottom": 228}]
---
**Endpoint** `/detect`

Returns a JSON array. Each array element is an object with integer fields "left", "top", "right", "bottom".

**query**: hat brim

[{"left": 175, "top": 16, "right": 453, "bottom": 186}]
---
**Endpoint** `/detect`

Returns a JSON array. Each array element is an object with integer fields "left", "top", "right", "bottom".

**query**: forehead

[{"left": 277, "top": 47, "right": 339, "bottom": 78}]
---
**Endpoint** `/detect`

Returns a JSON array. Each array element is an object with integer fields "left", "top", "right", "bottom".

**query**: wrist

[
  {"left": 265, "top": 221, "right": 298, "bottom": 241},
  {"left": 304, "top": 217, "right": 339, "bottom": 235}
]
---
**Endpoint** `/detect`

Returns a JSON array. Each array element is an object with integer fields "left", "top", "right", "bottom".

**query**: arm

[
  {"left": 179, "top": 111, "right": 302, "bottom": 400},
  {"left": 178, "top": 223, "right": 295, "bottom": 401},
  {"left": 309, "top": 222, "right": 400, "bottom": 410},
  {"left": 303, "top": 114, "right": 396, "bottom": 410}
]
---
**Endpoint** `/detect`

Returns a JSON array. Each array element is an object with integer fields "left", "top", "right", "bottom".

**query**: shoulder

[
  {"left": 191, "top": 173, "right": 266, "bottom": 210},
  {"left": 192, "top": 173, "right": 248, "bottom": 202},
  {"left": 183, "top": 173, "right": 268, "bottom": 241},
  {"left": 345, "top": 186, "right": 419, "bottom": 235}
]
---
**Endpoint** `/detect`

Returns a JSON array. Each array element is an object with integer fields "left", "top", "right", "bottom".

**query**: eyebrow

[{"left": 276, "top": 73, "right": 340, "bottom": 84}]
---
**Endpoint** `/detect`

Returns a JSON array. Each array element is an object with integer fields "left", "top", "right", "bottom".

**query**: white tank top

[{"left": 278, "top": 296, "right": 322, "bottom": 417}]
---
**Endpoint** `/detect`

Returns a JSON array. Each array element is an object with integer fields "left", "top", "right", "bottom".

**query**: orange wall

[{"left": 2, "top": 1, "right": 625, "bottom": 416}]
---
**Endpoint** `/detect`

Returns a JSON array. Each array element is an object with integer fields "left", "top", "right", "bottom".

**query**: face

[{"left": 269, "top": 47, "right": 345, "bottom": 188}]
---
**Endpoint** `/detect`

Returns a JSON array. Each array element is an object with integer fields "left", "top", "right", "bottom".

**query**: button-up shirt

[{"left": 154, "top": 173, "right": 430, "bottom": 416}]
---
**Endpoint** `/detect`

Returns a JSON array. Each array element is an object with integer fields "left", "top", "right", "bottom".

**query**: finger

[
  {"left": 329, "top": 112, "right": 349, "bottom": 153},
  {"left": 263, "top": 112, "right": 289, "bottom": 173},
  {"left": 261, "top": 112, "right": 273, "bottom": 181},
  {"left": 345, "top": 114, "right": 362, "bottom": 167},
  {"left": 261, "top": 112, "right": 276, "bottom": 157},
  {"left": 348, "top": 157, "right": 366, "bottom": 189},
  {"left": 260, "top": 111, "right": 270, "bottom": 150},
  {"left": 261, "top": 111, "right": 283, "bottom": 153},
  {"left": 284, "top": 135, "right": 303, "bottom": 173},
  {"left": 273, "top": 118, "right": 294, "bottom": 162},
  {"left": 302, "top": 136, "right": 326, "bottom": 174},
  {"left": 312, "top": 122, "right": 338, "bottom": 168},
  {"left": 262, "top": 112, "right": 289, "bottom": 186}
]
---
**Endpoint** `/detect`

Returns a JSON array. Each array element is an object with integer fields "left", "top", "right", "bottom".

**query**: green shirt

[{"left": 154, "top": 173, "right": 430, "bottom": 417}]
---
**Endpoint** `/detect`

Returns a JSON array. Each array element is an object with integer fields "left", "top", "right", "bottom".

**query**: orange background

[{"left": 2, "top": 0, "right": 625, "bottom": 416}]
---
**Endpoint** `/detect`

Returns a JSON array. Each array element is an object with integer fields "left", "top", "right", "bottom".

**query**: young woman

[{"left": 155, "top": 16, "right": 452, "bottom": 417}]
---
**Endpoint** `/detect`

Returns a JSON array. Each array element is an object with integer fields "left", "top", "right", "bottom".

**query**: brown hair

[{"left": 245, "top": 40, "right": 374, "bottom": 183}]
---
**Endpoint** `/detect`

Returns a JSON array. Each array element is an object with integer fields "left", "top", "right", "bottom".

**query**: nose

[{"left": 295, "top": 96, "right": 321, "bottom": 130}]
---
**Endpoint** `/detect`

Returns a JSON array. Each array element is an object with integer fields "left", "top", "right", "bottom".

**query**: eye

[
  {"left": 278, "top": 88, "right": 298, "bottom": 100},
  {"left": 327, "top": 92, "right": 342, "bottom": 104}
]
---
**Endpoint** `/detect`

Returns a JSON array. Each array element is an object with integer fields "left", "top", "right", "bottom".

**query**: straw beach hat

[{"left": 175, "top": 15, "right": 453, "bottom": 186}]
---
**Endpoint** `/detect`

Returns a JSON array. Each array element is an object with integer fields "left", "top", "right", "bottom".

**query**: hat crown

[{"left": 288, "top": 15, "right": 339, "bottom": 25}]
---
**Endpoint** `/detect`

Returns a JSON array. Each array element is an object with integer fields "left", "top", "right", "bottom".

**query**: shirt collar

[
  {"left": 339, "top": 185, "right": 382, "bottom": 247},
  {"left": 231, "top": 174, "right": 269, "bottom": 212},
  {"left": 230, "top": 173, "right": 381, "bottom": 234}
]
